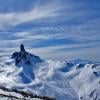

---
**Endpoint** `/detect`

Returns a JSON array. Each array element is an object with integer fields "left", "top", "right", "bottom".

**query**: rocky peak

[
  {"left": 20, "top": 44, "right": 25, "bottom": 52},
  {"left": 11, "top": 44, "right": 43, "bottom": 65}
]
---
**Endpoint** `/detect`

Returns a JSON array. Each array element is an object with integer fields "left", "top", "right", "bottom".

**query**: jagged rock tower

[
  {"left": 20, "top": 44, "right": 25, "bottom": 52},
  {"left": 11, "top": 44, "right": 43, "bottom": 65},
  {"left": 11, "top": 44, "right": 43, "bottom": 83}
]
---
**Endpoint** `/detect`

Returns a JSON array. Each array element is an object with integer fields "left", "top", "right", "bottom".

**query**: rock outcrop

[{"left": 11, "top": 44, "right": 43, "bottom": 65}]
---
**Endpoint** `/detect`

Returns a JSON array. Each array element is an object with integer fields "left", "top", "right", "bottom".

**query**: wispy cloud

[
  {"left": 0, "top": 0, "right": 63, "bottom": 29},
  {"left": 0, "top": 0, "right": 100, "bottom": 61}
]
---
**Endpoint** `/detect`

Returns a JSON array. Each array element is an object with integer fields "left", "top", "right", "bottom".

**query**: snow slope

[
  {"left": 0, "top": 45, "right": 99, "bottom": 100},
  {"left": 0, "top": 45, "right": 79, "bottom": 100},
  {"left": 65, "top": 60, "right": 100, "bottom": 100}
]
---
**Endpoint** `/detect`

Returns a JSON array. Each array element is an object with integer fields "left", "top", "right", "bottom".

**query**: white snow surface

[
  {"left": 0, "top": 56, "right": 79, "bottom": 100},
  {"left": 0, "top": 54, "right": 100, "bottom": 100}
]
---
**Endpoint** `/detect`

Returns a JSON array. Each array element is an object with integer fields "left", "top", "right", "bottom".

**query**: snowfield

[{"left": 0, "top": 45, "right": 99, "bottom": 100}]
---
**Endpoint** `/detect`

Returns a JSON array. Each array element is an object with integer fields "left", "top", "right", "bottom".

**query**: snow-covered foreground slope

[
  {"left": 0, "top": 45, "right": 99, "bottom": 100},
  {"left": 0, "top": 45, "right": 78, "bottom": 100},
  {"left": 43, "top": 59, "right": 100, "bottom": 100},
  {"left": 64, "top": 60, "right": 100, "bottom": 100},
  {"left": 0, "top": 58, "right": 78, "bottom": 100}
]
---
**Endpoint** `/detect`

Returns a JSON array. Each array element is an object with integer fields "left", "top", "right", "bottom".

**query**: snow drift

[
  {"left": 0, "top": 44, "right": 79, "bottom": 100},
  {"left": 0, "top": 44, "right": 99, "bottom": 100}
]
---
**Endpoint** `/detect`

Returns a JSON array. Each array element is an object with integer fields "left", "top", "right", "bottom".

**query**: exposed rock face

[
  {"left": 20, "top": 44, "right": 25, "bottom": 52},
  {"left": 11, "top": 44, "right": 43, "bottom": 65},
  {"left": 11, "top": 44, "right": 43, "bottom": 83},
  {"left": 0, "top": 86, "right": 55, "bottom": 100}
]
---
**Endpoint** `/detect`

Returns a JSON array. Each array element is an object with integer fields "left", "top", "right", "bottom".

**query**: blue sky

[{"left": 0, "top": 0, "right": 100, "bottom": 61}]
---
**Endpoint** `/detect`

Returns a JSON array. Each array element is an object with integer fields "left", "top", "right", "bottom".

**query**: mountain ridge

[{"left": 0, "top": 44, "right": 99, "bottom": 100}]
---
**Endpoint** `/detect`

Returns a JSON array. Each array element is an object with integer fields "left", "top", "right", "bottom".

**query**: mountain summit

[
  {"left": 11, "top": 44, "right": 43, "bottom": 83},
  {"left": 11, "top": 44, "right": 43, "bottom": 65},
  {"left": 1, "top": 45, "right": 100, "bottom": 100},
  {"left": 20, "top": 44, "right": 25, "bottom": 52},
  {"left": 0, "top": 45, "right": 79, "bottom": 100}
]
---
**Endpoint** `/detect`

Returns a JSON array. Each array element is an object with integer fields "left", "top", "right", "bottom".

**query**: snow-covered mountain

[{"left": 0, "top": 44, "right": 99, "bottom": 100}]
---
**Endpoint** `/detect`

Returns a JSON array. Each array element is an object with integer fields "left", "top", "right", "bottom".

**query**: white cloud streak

[
  {"left": 0, "top": 0, "right": 100, "bottom": 61},
  {"left": 0, "top": 1, "right": 63, "bottom": 29}
]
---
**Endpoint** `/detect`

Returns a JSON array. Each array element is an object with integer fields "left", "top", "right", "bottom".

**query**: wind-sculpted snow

[
  {"left": 0, "top": 45, "right": 99, "bottom": 100},
  {"left": 0, "top": 56, "right": 78, "bottom": 100},
  {"left": 0, "top": 54, "right": 100, "bottom": 100},
  {"left": 65, "top": 60, "right": 100, "bottom": 100}
]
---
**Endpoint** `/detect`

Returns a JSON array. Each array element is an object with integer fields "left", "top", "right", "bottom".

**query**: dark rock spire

[
  {"left": 11, "top": 44, "right": 43, "bottom": 65},
  {"left": 20, "top": 44, "right": 25, "bottom": 52}
]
